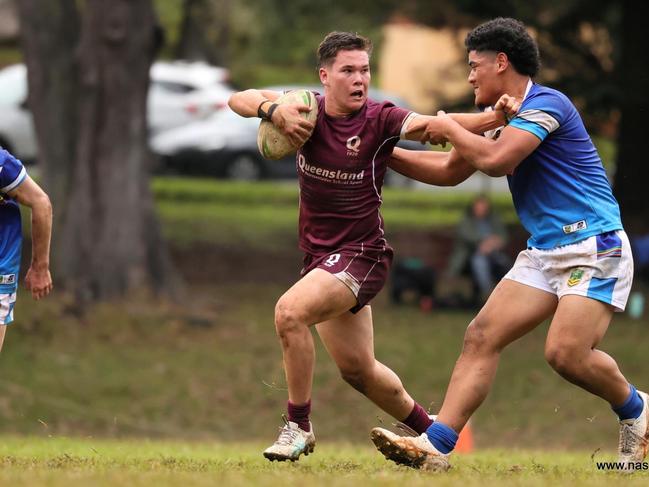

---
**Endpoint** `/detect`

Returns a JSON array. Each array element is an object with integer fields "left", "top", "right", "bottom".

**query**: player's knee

[
  {"left": 462, "top": 317, "right": 493, "bottom": 355},
  {"left": 274, "top": 299, "right": 306, "bottom": 337},
  {"left": 544, "top": 343, "right": 580, "bottom": 377}
]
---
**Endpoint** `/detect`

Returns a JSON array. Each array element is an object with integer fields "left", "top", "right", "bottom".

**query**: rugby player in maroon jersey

[{"left": 229, "top": 31, "right": 516, "bottom": 462}]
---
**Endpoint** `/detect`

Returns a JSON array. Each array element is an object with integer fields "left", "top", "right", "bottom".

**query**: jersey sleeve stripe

[
  {"left": 514, "top": 109, "right": 560, "bottom": 133},
  {"left": 1, "top": 166, "right": 27, "bottom": 193},
  {"left": 508, "top": 118, "right": 549, "bottom": 141},
  {"left": 399, "top": 111, "right": 418, "bottom": 139}
]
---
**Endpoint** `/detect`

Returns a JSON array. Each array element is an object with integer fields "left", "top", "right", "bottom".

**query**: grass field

[
  {"left": 5, "top": 178, "right": 648, "bottom": 484},
  {"left": 2, "top": 281, "right": 647, "bottom": 448},
  {"left": 0, "top": 437, "right": 647, "bottom": 486}
]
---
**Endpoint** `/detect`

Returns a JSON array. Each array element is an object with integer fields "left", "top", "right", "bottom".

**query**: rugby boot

[{"left": 263, "top": 416, "right": 316, "bottom": 462}]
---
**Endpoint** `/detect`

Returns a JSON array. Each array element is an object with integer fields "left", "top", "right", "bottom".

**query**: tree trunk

[
  {"left": 613, "top": 0, "right": 649, "bottom": 234},
  {"left": 16, "top": 0, "right": 79, "bottom": 227},
  {"left": 18, "top": 0, "right": 177, "bottom": 302}
]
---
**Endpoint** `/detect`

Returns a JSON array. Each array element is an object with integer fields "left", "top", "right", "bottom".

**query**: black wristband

[
  {"left": 257, "top": 99, "right": 270, "bottom": 119},
  {"left": 265, "top": 103, "right": 279, "bottom": 122},
  {"left": 257, "top": 100, "right": 278, "bottom": 121}
]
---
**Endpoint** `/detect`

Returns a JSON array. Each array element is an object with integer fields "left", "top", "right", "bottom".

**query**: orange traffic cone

[{"left": 454, "top": 420, "right": 474, "bottom": 453}]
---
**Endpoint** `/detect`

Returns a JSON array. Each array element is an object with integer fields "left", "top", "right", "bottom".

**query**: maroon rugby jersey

[{"left": 297, "top": 93, "right": 411, "bottom": 255}]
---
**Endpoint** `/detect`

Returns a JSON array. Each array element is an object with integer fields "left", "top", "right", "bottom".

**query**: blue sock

[
  {"left": 612, "top": 384, "right": 644, "bottom": 421},
  {"left": 425, "top": 421, "right": 458, "bottom": 454}
]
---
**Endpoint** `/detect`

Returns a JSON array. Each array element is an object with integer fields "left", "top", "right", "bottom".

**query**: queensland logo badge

[
  {"left": 346, "top": 136, "right": 361, "bottom": 156},
  {"left": 567, "top": 268, "right": 584, "bottom": 287}
]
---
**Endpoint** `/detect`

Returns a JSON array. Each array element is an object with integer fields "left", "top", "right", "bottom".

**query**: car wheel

[{"left": 226, "top": 153, "right": 264, "bottom": 180}]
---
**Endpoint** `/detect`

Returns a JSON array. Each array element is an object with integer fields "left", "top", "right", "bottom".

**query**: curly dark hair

[
  {"left": 317, "top": 31, "right": 372, "bottom": 68},
  {"left": 465, "top": 18, "right": 540, "bottom": 77}
]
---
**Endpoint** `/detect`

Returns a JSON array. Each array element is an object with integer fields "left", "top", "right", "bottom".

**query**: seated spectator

[{"left": 447, "top": 195, "right": 510, "bottom": 304}]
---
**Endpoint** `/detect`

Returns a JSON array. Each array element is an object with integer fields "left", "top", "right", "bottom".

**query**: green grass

[
  {"left": 2, "top": 282, "right": 647, "bottom": 450},
  {"left": 152, "top": 178, "right": 517, "bottom": 248},
  {"left": 0, "top": 437, "right": 646, "bottom": 486},
  {"left": 6, "top": 174, "right": 645, "bottom": 484}
]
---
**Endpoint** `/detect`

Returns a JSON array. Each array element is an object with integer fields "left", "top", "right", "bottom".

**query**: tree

[
  {"left": 612, "top": 0, "right": 649, "bottom": 233},
  {"left": 392, "top": 0, "right": 647, "bottom": 231},
  {"left": 176, "top": 0, "right": 230, "bottom": 65},
  {"left": 17, "top": 0, "right": 176, "bottom": 302}
]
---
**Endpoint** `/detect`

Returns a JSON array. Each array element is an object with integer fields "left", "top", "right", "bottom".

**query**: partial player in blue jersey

[
  {"left": 0, "top": 148, "right": 53, "bottom": 351},
  {"left": 371, "top": 18, "right": 647, "bottom": 472}
]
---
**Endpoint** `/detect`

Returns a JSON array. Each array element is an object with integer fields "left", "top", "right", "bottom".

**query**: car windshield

[{"left": 0, "top": 65, "right": 27, "bottom": 106}]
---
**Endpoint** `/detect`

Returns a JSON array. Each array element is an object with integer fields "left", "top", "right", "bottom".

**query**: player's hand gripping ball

[{"left": 257, "top": 90, "right": 318, "bottom": 160}]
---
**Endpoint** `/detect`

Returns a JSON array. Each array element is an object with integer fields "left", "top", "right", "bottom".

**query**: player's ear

[
  {"left": 495, "top": 52, "right": 509, "bottom": 73},
  {"left": 319, "top": 66, "right": 329, "bottom": 87}
]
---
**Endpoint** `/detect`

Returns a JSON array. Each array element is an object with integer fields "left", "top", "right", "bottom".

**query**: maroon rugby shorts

[{"left": 301, "top": 244, "right": 393, "bottom": 313}]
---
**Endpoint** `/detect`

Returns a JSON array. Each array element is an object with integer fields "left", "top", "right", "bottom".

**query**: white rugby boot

[
  {"left": 370, "top": 427, "right": 450, "bottom": 471},
  {"left": 263, "top": 416, "right": 316, "bottom": 462},
  {"left": 617, "top": 390, "right": 649, "bottom": 471}
]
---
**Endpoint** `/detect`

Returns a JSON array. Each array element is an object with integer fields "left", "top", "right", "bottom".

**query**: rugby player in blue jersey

[
  {"left": 0, "top": 148, "right": 53, "bottom": 351},
  {"left": 371, "top": 18, "right": 647, "bottom": 472}
]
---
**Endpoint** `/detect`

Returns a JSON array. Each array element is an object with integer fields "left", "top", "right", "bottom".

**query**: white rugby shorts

[
  {"left": 0, "top": 292, "right": 16, "bottom": 325},
  {"left": 504, "top": 230, "right": 633, "bottom": 311}
]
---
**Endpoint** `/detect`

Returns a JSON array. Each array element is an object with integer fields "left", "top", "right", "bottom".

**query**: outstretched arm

[
  {"left": 228, "top": 89, "right": 282, "bottom": 117},
  {"left": 389, "top": 147, "right": 476, "bottom": 186},
  {"left": 403, "top": 94, "right": 520, "bottom": 143},
  {"left": 427, "top": 113, "right": 542, "bottom": 177},
  {"left": 404, "top": 110, "right": 505, "bottom": 142},
  {"left": 8, "top": 176, "right": 53, "bottom": 300}
]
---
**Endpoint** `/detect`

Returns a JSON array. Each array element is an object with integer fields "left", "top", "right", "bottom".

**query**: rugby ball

[{"left": 257, "top": 90, "right": 318, "bottom": 160}]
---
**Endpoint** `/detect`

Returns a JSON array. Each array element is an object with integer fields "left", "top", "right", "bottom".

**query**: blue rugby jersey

[
  {"left": 506, "top": 82, "right": 622, "bottom": 249},
  {"left": 0, "top": 149, "right": 27, "bottom": 293}
]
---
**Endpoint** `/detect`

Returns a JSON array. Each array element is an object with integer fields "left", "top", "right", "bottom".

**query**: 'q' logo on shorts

[
  {"left": 324, "top": 254, "right": 341, "bottom": 267},
  {"left": 346, "top": 136, "right": 361, "bottom": 156}
]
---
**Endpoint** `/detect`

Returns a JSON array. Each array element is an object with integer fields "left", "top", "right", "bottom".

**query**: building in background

[{"left": 379, "top": 19, "right": 472, "bottom": 113}]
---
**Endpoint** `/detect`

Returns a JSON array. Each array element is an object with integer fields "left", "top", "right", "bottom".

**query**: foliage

[
  {"left": 153, "top": 0, "right": 184, "bottom": 57},
  {"left": 151, "top": 0, "right": 626, "bottom": 127}
]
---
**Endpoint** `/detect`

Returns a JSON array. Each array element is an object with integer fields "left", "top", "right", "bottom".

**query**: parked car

[
  {"left": 0, "top": 61, "right": 233, "bottom": 162},
  {"left": 148, "top": 61, "right": 233, "bottom": 135},
  {"left": 151, "top": 106, "right": 296, "bottom": 180},
  {"left": 150, "top": 85, "right": 428, "bottom": 181},
  {"left": 0, "top": 64, "right": 36, "bottom": 162}
]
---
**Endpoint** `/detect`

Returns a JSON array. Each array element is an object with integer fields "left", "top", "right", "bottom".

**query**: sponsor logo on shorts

[
  {"left": 567, "top": 268, "right": 584, "bottom": 287},
  {"left": 324, "top": 253, "right": 341, "bottom": 267},
  {"left": 297, "top": 154, "right": 364, "bottom": 184},
  {"left": 562, "top": 219, "right": 588, "bottom": 234},
  {"left": 346, "top": 136, "right": 361, "bottom": 156},
  {"left": 0, "top": 274, "right": 16, "bottom": 285}
]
